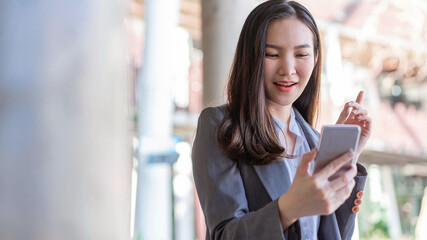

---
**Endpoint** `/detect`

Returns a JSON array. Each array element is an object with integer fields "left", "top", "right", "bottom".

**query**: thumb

[
  {"left": 297, "top": 148, "right": 317, "bottom": 176},
  {"left": 336, "top": 103, "right": 352, "bottom": 124}
]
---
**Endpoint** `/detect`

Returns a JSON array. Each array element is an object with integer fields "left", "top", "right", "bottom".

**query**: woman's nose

[{"left": 278, "top": 57, "right": 296, "bottom": 76}]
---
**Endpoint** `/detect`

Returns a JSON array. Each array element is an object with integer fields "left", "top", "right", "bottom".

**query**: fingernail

[{"left": 347, "top": 150, "right": 354, "bottom": 157}]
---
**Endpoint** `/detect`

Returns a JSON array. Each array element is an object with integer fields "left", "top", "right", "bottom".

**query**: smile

[
  {"left": 273, "top": 81, "right": 297, "bottom": 92},
  {"left": 273, "top": 82, "right": 297, "bottom": 87}
]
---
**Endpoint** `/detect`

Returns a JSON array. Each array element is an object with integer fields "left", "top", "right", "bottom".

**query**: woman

[{"left": 192, "top": 0, "right": 371, "bottom": 239}]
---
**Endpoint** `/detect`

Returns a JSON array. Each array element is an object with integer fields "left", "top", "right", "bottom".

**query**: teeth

[{"left": 275, "top": 82, "right": 296, "bottom": 87}]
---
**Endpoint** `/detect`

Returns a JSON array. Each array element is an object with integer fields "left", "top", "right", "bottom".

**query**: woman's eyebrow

[
  {"left": 265, "top": 43, "right": 311, "bottom": 49},
  {"left": 294, "top": 43, "right": 311, "bottom": 49},
  {"left": 265, "top": 43, "right": 282, "bottom": 49}
]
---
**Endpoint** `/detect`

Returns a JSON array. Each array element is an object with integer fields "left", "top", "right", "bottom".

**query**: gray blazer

[{"left": 192, "top": 105, "right": 367, "bottom": 240}]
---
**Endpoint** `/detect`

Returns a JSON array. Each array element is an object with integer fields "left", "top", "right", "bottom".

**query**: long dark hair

[{"left": 216, "top": 0, "right": 322, "bottom": 165}]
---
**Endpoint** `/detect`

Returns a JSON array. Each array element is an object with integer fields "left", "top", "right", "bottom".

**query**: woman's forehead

[{"left": 266, "top": 18, "right": 314, "bottom": 48}]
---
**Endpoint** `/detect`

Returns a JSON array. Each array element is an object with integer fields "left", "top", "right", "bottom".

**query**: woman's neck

[{"left": 267, "top": 101, "right": 293, "bottom": 126}]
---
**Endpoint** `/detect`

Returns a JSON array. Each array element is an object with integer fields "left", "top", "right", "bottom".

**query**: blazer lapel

[
  {"left": 253, "top": 160, "right": 292, "bottom": 201},
  {"left": 293, "top": 107, "right": 320, "bottom": 149},
  {"left": 253, "top": 108, "right": 320, "bottom": 202}
]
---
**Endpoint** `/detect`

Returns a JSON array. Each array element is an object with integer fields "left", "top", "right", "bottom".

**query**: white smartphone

[{"left": 313, "top": 125, "right": 361, "bottom": 176}]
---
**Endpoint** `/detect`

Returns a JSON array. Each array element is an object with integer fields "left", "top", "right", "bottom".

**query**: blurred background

[{"left": 1, "top": 0, "right": 426, "bottom": 239}]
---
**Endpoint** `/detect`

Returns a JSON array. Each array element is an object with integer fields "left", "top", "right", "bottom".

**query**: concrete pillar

[
  {"left": 201, "top": 0, "right": 255, "bottom": 107},
  {"left": 133, "top": 0, "right": 180, "bottom": 239},
  {"left": 0, "top": 1, "right": 131, "bottom": 239}
]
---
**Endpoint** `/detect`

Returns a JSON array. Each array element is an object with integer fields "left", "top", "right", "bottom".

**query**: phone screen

[{"left": 313, "top": 125, "right": 360, "bottom": 176}]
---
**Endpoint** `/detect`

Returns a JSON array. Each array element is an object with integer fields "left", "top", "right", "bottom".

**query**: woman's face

[{"left": 263, "top": 18, "right": 317, "bottom": 108}]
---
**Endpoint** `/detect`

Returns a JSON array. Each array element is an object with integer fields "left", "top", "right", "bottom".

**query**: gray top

[{"left": 192, "top": 105, "right": 367, "bottom": 240}]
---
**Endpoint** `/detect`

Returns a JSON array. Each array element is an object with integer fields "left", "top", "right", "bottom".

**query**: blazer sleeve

[
  {"left": 334, "top": 163, "right": 368, "bottom": 240},
  {"left": 192, "top": 107, "right": 286, "bottom": 240}
]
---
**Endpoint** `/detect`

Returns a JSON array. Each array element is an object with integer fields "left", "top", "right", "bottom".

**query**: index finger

[
  {"left": 316, "top": 150, "right": 354, "bottom": 179},
  {"left": 355, "top": 90, "right": 364, "bottom": 104}
]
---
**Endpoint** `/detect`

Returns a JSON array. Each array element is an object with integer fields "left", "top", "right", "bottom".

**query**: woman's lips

[{"left": 273, "top": 81, "right": 297, "bottom": 92}]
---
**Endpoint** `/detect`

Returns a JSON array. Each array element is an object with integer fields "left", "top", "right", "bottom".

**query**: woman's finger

[
  {"left": 336, "top": 91, "right": 365, "bottom": 124},
  {"left": 336, "top": 102, "right": 352, "bottom": 124},
  {"left": 355, "top": 114, "right": 371, "bottom": 122},
  {"left": 356, "top": 115, "right": 372, "bottom": 130},
  {"left": 355, "top": 90, "right": 364, "bottom": 104},
  {"left": 316, "top": 150, "right": 354, "bottom": 180},
  {"left": 333, "top": 178, "right": 356, "bottom": 202},
  {"left": 352, "top": 108, "right": 368, "bottom": 116},
  {"left": 325, "top": 179, "right": 356, "bottom": 213},
  {"left": 297, "top": 148, "right": 317, "bottom": 177},
  {"left": 327, "top": 165, "right": 357, "bottom": 191},
  {"left": 358, "top": 114, "right": 372, "bottom": 122},
  {"left": 319, "top": 178, "right": 356, "bottom": 215}
]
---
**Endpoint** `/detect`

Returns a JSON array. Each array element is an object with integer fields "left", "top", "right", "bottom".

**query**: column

[
  {"left": 0, "top": 0, "right": 131, "bottom": 239},
  {"left": 133, "top": 0, "right": 181, "bottom": 239},
  {"left": 201, "top": 0, "right": 255, "bottom": 107}
]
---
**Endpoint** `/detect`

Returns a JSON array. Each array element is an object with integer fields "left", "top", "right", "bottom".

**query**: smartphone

[{"left": 313, "top": 125, "right": 361, "bottom": 176}]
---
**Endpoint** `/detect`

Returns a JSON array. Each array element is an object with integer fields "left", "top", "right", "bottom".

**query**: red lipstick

[{"left": 273, "top": 81, "right": 297, "bottom": 92}]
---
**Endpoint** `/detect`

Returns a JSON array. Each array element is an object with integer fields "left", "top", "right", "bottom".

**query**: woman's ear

[{"left": 314, "top": 52, "right": 318, "bottom": 65}]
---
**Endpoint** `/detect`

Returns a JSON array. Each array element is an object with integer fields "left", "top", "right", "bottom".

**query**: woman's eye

[
  {"left": 296, "top": 53, "right": 309, "bottom": 57},
  {"left": 265, "top": 53, "right": 278, "bottom": 58}
]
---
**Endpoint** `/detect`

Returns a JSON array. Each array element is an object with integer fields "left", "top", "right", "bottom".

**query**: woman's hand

[
  {"left": 335, "top": 90, "right": 372, "bottom": 160},
  {"left": 277, "top": 148, "right": 357, "bottom": 230}
]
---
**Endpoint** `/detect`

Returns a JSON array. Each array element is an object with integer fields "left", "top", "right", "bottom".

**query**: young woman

[{"left": 192, "top": 1, "right": 372, "bottom": 239}]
